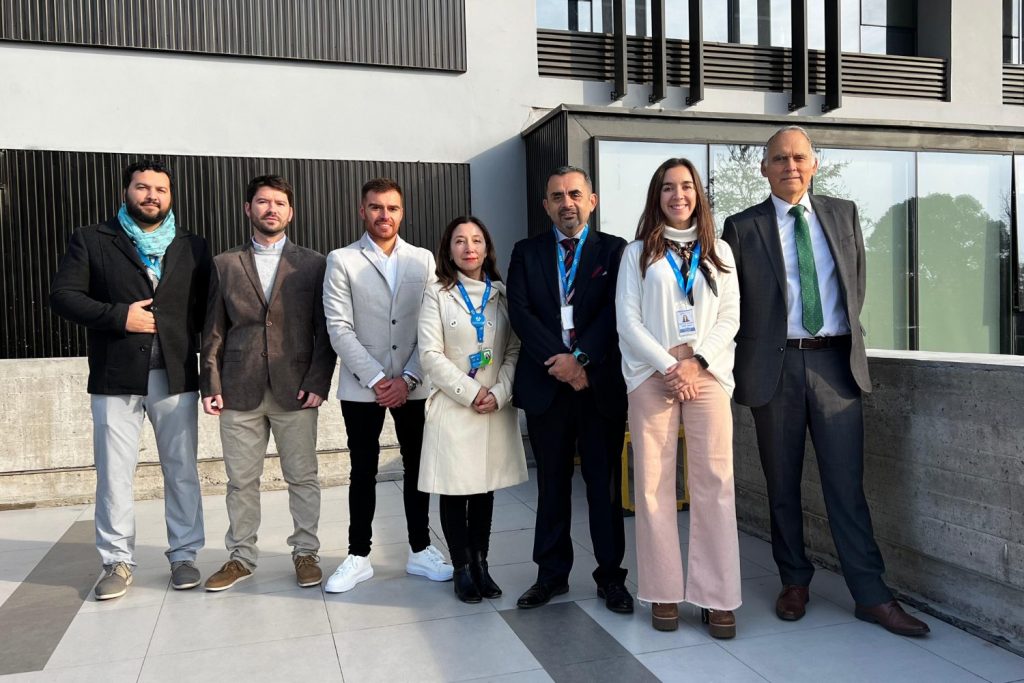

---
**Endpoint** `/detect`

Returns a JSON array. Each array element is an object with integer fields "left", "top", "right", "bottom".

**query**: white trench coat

[{"left": 417, "top": 274, "right": 528, "bottom": 495}]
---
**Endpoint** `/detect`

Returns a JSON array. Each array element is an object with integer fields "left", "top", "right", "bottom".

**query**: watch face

[{"left": 576, "top": 351, "right": 589, "bottom": 366}]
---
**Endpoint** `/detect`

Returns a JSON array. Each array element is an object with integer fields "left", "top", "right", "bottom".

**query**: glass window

[
  {"left": 708, "top": 144, "right": 771, "bottom": 235},
  {"left": 816, "top": 149, "right": 915, "bottom": 350},
  {"left": 595, "top": 141, "right": 708, "bottom": 242},
  {"left": 917, "top": 153, "right": 1013, "bottom": 353},
  {"left": 1005, "top": 0, "right": 1022, "bottom": 64}
]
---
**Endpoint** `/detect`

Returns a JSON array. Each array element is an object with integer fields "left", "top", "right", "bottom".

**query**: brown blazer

[{"left": 200, "top": 239, "right": 336, "bottom": 412}]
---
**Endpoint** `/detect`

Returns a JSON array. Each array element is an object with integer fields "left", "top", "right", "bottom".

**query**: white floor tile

[
  {"left": 46, "top": 605, "right": 161, "bottom": 669},
  {"left": 637, "top": 643, "right": 768, "bottom": 682},
  {"left": 334, "top": 612, "right": 540, "bottom": 682},
  {"left": 575, "top": 597, "right": 712, "bottom": 654},
  {"left": 904, "top": 614, "right": 1024, "bottom": 683},
  {"left": 730, "top": 575, "right": 855, "bottom": 639},
  {"left": 1, "top": 657, "right": 143, "bottom": 682},
  {"left": 138, "top": 633, "right": 342, "bottom": 682}
]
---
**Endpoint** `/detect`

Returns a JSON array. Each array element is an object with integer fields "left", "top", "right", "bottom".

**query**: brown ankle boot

[
  {"left": 651, "top": 602, "right": 679, "bottom": 631},
  {"left": 701, "top": 608, "right": 736, "bottom": 639}
]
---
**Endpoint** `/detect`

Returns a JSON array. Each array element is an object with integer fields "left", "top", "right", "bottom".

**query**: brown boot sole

[{"left": 652, "top": 614, "right": 679, "bottom": 631}]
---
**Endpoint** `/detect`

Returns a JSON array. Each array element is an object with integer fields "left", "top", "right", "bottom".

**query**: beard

[
  {"left": 251, "top": 215, "right": 289, "bottom": 238},
  {"left": 126, "top": 200, "right": 170, "bottom": 227}
]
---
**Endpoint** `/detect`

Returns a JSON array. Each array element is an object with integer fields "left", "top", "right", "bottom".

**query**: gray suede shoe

[
  {"left": 95, "top": 562, "right": 133, "bottom": 600},
  {"left": 171, "top": 560, "right": 201, "bottom": 590}
]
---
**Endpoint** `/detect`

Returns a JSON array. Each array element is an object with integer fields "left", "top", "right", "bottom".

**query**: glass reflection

[
  {"left": 708, "top": 144, "right": 770, "bottom": 235},
  {"left": 917, "top": 153, "right": 1012, "bottom": 353},
  {"left": 595, "top": 141, "right": 707, "bottom": 242},
  {"left": 816, "top": 149, "right": 914, "bottom": 350}
]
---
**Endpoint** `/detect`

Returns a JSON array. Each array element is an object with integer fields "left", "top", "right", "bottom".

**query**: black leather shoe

[
  {"left": 470, "top": 552, "right": 502, "bottom": 599},
  {"left": 516, "top": 581, "right": 569, "bottom": 609},
  {"left": 597, "top": 583, "right": 634, "bottom": 614},
  {"left": 453, "top": 567, "right": 481, "bottom": 604}
]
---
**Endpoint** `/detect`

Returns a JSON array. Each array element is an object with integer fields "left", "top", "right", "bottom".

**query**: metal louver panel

[
  {"left": 537, "top": 29, "right": 948, "bottom": 101},
  {"left": 0, "top": 149, "right": 470, "bottom": 359},
  {"left": 1005, "top": 65, "right": 1024, "bottom": 106},
  {"left": 524, "top": 111, "right": 570, "bottom": 237},
  {"left": 0, "top": 0, "right": 466, "bottom": 72}
]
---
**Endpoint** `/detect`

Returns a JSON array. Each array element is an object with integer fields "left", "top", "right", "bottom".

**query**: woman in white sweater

[
  {"left": 418, "top": 216, "right": 528, "bottom": 603},
  {"left": 615, "top": 158, "right": 742, "bottom": 637}
]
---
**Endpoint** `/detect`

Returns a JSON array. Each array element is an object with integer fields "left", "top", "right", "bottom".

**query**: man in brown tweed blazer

[{"left": 200, "top": 174, "right": 336, "bottom": 591}]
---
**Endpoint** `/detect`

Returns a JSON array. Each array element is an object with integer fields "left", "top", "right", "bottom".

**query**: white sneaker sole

[
  {"left": 95, "top": 574, "right": 133, "bottom": 600},
  {"left": 406, "top": 564, "right": 454, "bottom": 582},
  {"left": 324, "top": 566, "right": 373, "bottom": 593},
  {"left": 172, "top": 578, "right": 201, "bottom": 590}
]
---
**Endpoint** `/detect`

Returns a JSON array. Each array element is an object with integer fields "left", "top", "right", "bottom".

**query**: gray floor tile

[
  {"left": 0, "top": 658, "right": 143, "bottom": 682},
  {"left": 464, "top": 670, "right": 554, "bottom": 682},
  {"left": 334, "top": 612, "right": 539, "bottom": 682},
  {"left": 79, "top": 565, "right": 170, "bottom": 612},
  {"left": 483, "top": 557, "right": 599, "bottom": 612},
  {"left": 486, "top": 529, "right": 537, "bottom": 567},
  {"left": 638, "top": 643, "right": 768, "bottom": 682},
  {"left": 147, "top": 587, "right": 330, "bottom": 656},
  {"left": 722, "top": 620, "right": 989, "bottom": 683},
  {"left": 736, "top": 533, "right": 778, "bottom": 572},
  {"left": 904, "top": 614, "right": 1024, "bottom": 683},
  {"left": 575, "top": 597, "right": 711, "bottom": 654},
  {"left": 0, "top": 506, "right": 87, "bottom": 552},
  {"left": 46, "top": 605, "right": 161, "bottom": 669},
  {"left": 161, "top": 552, "right": 318, "bottom": 605},
  {"left": 138, "top": 633, "right": 343, "bottom": 682},
  {"left": 490, "top": 502, "right": 540, "bottom": 534},
  {"left": 325, "top": 573, "right": 492, "bottom": 633},
  {"left": 546, "top": 655, "right": 660, "bottom": 682}
]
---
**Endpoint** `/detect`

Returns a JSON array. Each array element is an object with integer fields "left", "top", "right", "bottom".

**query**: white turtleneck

[{"left": 614, "top": 226, "right": 741, "bottom": 395}]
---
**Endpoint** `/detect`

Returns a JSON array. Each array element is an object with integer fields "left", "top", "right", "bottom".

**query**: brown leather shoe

[
  {"left": 855, "top": 600, "right": 930, "bottom": 636},
  {"left": 651, "top": 602, "right": 678, "bottom": 631},
  {"left": 294, "top": 554, "right": 322, "bottom": 587},
  {"left": 776, "top": 585, "right": 810, "bottom": 621},
  {"left": 204, "top": 560, "right": 252, "bottom": 592},
  {"left": 702, "top": 608, "right": 736, "bottom": 639}
]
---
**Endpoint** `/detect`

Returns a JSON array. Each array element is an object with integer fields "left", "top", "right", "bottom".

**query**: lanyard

[
  {"left": 455, "top": 275, "right": 492, "bottom": 344},
  {"left": 554, "top": 225, "right": 589, "bottom": 299},
  {"left": 665, "top": 242, "right": 702, "bottom": 298}
]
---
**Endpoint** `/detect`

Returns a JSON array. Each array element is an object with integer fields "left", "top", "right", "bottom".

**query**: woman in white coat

[
  {"left": 615, "top": 158, "right": 742, "bottom": 637},
  {"left": 418, "top": 216, "right": 528, "bottom": 603}
]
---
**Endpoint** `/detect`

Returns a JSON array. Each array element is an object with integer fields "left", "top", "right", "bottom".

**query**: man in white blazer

[{"left": 322, "top": 177, "right": 453, "bottom": 593}]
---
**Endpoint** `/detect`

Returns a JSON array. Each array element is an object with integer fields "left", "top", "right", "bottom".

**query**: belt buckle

[{"left": 798, "top": 337, "right": 818, "bottom": 350}]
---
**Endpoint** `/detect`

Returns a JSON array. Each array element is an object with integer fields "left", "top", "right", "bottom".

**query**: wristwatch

[
  {"left": 402, "top": 373, "right": 420, "bottom": 392},
  {"left": 572, "top": 348, "right": 590, "bottom": 367},
  {"left": 693, "top": 354, "right": 709, "bottom": 369}
]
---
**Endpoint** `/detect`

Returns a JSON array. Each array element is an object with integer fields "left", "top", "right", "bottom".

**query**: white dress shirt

[
  {"left": 771, "top": 194, "right": 851, "bottom": 338},
  {"left": 364, "top": 232, "right": 400, "bottom": 295}
]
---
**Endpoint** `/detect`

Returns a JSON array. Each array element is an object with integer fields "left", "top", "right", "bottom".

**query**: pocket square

[{"left": 591, "top": 266, "right": 606, "bottom": 278}]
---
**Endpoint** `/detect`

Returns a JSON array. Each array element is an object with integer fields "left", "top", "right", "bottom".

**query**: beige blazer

[
  {"left": 417, "top": 276, "right": 527, "bottom": 495},
  {"left": 323, "top": 233, "right": 435, "bottom": 402},
  {"left": 201, "top": 240, "right": 336, "bottom": 412}
]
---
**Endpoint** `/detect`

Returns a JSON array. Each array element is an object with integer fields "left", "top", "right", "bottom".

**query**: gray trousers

[
  {"left": 219, "top": 387, "right": 321, "bottom": 569},
  {"left": 91, "top": 369, "right": 204, "bottom": 567}
]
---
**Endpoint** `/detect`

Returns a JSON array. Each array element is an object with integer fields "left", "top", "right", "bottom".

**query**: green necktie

[{"left": 789, "top": 205, "right": 824, "bottom": 336}]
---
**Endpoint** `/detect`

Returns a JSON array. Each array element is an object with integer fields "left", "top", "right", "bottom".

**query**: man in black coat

[
  {"left": 50, "top": 160, "right": 211, "bottom": 600},
  {"left": 722, "top": 126, "right": 928, "bottom": 636},
  {"left": 507, "top": 165, "right": 632, "bottom": 613}
]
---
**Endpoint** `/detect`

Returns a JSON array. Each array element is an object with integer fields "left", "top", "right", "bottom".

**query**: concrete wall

[{"left": 733, "top": 351, "right": 1024, "bottom": 654}]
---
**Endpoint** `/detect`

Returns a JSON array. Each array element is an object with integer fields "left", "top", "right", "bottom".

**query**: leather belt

[{"left": 786, "top": 334, "right": 851, "bottom": 350}]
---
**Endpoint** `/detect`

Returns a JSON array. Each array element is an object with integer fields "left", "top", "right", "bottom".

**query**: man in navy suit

[
  {"left": 722, "top": 126, "right": 928, "bottom": 636},
  {"left": 507, "top": 166, "right": 632, "bottom": 613}
]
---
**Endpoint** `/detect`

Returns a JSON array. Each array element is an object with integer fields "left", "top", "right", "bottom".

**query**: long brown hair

[
  {"left": 635, "top": 158, "right": 729, "bottom": 277},
  {"left": 435, "top": 215, "right": 503, "bottom": 289}
]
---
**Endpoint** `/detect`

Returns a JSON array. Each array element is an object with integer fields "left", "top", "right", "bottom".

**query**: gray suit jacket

[
  {"left": 722, "top": 194, "right": 870, "bottom": 408},
  {"left": 323, "top": 233, "right": 435, "bottom": 402},
  {"left": 200, "top": 240, "right": 336, "bottom": 412}
]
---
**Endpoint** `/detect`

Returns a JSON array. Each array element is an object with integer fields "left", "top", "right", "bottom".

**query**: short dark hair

[
  {"left": 548, "top": 165, "right": 592, "bottom": 189},
  {"left": 435, "top": 215, "right": 502, "bottom": 289},
  {"left": 246, "top": 175, "right": 294, "bottom": 206},
  {"left": 122, "top": 160, "right": 173, "bottom": 192},
  {"left": 361, "top": 178, "right": 403, "bottom": 202}
]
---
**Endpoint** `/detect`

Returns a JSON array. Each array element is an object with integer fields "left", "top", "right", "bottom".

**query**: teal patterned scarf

[{"left": 117, "top": 204, "right": 176, "bottom": 279}]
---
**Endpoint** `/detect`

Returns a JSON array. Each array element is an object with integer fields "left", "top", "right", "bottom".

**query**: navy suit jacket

[{"left": 506, "top": 228, "right": 627, "bottom": 419}]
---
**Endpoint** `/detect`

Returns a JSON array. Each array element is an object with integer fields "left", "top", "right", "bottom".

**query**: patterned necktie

[
  {"left": 789, "top": 205, "right": 824, "bottom": 336},
  {"left": 560, "top": 237, "right": 579, "bottom": 348}
]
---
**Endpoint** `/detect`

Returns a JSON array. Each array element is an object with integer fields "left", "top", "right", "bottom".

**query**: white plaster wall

[{"left": 1, "top": 2, "right": 1017, "bottom": 270}]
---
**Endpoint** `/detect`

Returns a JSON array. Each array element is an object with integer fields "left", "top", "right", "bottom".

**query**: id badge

[
  {"left": 675, "top": 302, "right": 697, "bottom": 339},
  {"left": 560, "top": 305, "right": 575, "bottom": 331},
  {"left": 480, "top": 348, "right": 493, "bottom": 367},
  {"left": 468, "top": 351, "right": 483, "bottom": 369}
]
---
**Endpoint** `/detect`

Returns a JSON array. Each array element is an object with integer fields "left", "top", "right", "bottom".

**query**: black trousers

[
  {"left": 340, "top": 399, "right": 430, "bottom": 556},
  {"left": 525, "top": 384, "right": 627, "bottom": 588},
  {"left": 750, "top": 344, "right": 892, "bottom": 607},
  {"left": 438, "top": 492, "right": 494, "bottom": 569}
]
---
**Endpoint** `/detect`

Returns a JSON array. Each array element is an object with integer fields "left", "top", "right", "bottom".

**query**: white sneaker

[
  {"left": 324, "top": 555, "right": 373, "bottom": 593},
  {"left": 406, "top": 545, "right": 454, "bottom": 582}
]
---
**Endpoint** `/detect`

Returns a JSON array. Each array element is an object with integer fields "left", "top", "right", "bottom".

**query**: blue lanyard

[
  {"left": 455, "top": 275, "right": 492, "bottom": 344},
  {"left": 665, "top": 242, "right": 702, "bottom": 298},
  {"left": 554, "top": 225, "right": 589, "bottom": 298}
]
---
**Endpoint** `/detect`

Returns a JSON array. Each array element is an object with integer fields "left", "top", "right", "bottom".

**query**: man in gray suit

[
  {"left": 322, "top": 178, "right": 453, "bottom": 593},
  {"left": 200, "top": 174, "right": 336, "bottom": 591},
  {"left": 722, "top": 126, "right": 928, "bottom": 637}
]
